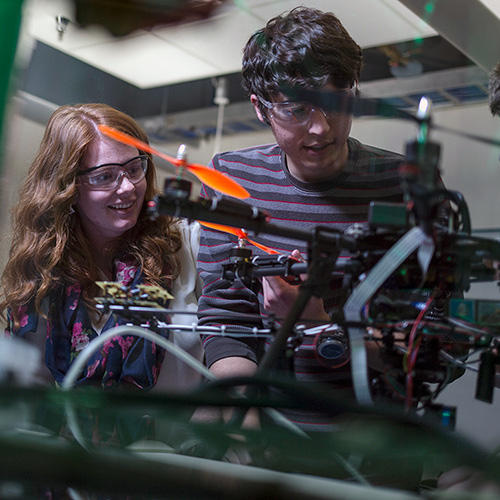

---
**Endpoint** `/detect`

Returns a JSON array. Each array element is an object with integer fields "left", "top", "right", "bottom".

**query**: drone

[{"left": 101, "top": 92, "right": 500, "bottom": 419}]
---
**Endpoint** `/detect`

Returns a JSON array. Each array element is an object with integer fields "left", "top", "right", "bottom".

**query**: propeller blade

[
  {"left": 433, "top": 124, "right": 500, "bottom": 148},
  {"left": 98, "top": 125, "right": 250, "bottom": 199},
  {"left": 282, "top": 88, "right": 500, "bottom": 148},
  {"left": 199, "top": 221, "right": 245, "bottom": 238},
  {"left": 199, "top": 221, "right": 280, "bottom": 254},
  {"left": 186, "top": 163, "right": 251, "bottom": 199},
  {"left": 282, "top": 87, "right": 416, "bottom": 121},
  {"left": 99, "top": 124, "right": 173, "bottom": 162},
  {"left": 247, "top": 238, "right": 281, "bottom": 255}
]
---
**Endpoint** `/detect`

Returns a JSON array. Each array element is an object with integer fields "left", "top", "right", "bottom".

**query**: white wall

[
  {"left": 351, "top": 104, "right": 500, "bottom": 230},
  {"left": 0, "top": 110, "right": 46, "bottom": 265},
  {"left": 2, "top": 99, "right": 500, "bottom": 450}
]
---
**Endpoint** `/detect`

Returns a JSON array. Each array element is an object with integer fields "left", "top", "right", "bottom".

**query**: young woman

[{"left": 0, "top": 103, "right": 202, "bottom": 390}]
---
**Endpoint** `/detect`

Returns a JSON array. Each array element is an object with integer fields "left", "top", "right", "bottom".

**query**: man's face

[{"left": 251, "top": 83, "right": 353, "bottom": 183}]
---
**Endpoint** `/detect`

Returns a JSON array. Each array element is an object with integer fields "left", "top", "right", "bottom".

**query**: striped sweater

[{"left": 196, "top": 137, "right": 405, "bottom": 428}]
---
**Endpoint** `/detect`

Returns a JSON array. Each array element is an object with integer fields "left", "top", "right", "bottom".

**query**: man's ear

[{"left": 250, "top": 94, "right": 267, "bottom": 124}]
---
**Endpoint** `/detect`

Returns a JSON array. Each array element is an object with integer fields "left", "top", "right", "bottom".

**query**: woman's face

[{"left": 75, "top": 137, "right": 147, "bottom": 248}]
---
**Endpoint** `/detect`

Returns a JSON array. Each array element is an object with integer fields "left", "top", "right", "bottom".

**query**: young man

[{"left": 196, "top": 7, "right": 406, "bottom": 429}]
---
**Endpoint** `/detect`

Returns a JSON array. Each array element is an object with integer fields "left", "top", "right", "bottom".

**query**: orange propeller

[
  {"left": 200, "top": 221, "right": 303, "bottom": 284},
  {"left": 199, "top": 221, "right": 280, "bottom": 255},
  {"left": 98, "top": 125, "right": 250, "bottom": 199}
]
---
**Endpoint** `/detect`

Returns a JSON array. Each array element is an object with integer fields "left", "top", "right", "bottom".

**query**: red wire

[{"left": 405, "top": 288, "right": 438, "bottom": 410}]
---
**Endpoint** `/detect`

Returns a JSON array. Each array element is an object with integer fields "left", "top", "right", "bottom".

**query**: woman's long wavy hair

[{"left": 1, "top": 103, "right": 182, "bottom": 329}]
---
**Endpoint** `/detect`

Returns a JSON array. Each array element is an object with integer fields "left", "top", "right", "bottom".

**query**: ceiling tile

[
  {"left": 20, "top": 0, "right": 439, "bottom": 88},
  {"left": 151, "top": 7, "right": 264, "bottom": 75},
  {"left": 72, "top": 34, "right": 219, "bottom": 88},
  {"left": 250, "top": 0, "right": 436, "bottom": 47},
  {"left": 479, "top": 0, "right": 500, "bottom": 18}
]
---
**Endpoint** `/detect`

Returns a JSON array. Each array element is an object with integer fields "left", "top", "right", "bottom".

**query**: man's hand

[
  {"left": 262, "top": 249, "right": 330, "bottom": 323},
  {"left": 212, "top": 356, "right": 260, "bottom": 430}
]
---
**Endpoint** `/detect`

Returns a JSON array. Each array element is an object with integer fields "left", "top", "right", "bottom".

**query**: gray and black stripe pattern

[{"left": 196, "top": 137, "right": 405, "bottom": 429}]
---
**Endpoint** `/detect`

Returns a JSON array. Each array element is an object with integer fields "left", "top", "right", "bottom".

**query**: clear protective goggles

[
  {"left": 258, "top": 89, "right": 352, "bottom": 126},
  {"left": 78, "top": 155, "right": 148, "bottom": 190}
]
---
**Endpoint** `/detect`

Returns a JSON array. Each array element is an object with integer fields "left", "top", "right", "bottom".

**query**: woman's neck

[{"left": 90, "top": 247, "right": 114, "bottom": 280}]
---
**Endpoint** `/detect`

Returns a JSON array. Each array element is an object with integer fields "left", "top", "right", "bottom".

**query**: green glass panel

[{"left": 0, "top": 0, "right": 24, "bottom": 167}]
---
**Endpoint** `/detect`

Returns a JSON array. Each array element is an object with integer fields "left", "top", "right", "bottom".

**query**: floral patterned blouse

[{"left": 6, "top": 257, "right": 169, "bottom": 389}]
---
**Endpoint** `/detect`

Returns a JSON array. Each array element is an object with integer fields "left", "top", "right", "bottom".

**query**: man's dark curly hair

[
  {"left": 241, "top": 6, "right": 363, "bottom": 121},
  {"left": 489, "top": 60, "right": 500, "bottom": 116}
]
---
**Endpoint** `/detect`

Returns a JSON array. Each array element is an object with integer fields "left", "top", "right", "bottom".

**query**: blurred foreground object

[
  {"left": 73, "top": 0, "right": 227, "bottom": 36},
  {"left": 0, "top": 1, "right": 23, "bottom": 155},
  {"left": 0, "top": 337, "right": 41, "bottom": 386}
]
